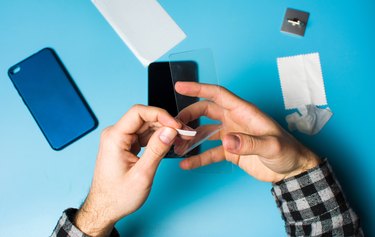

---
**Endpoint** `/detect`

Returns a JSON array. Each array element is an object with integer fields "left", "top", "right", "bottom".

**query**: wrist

[
  {"left": 283, "top": 150, "right": 321, "bottom": 180},
  {"left": 74, "top": 195, "right": 116, "bottom": 237}
]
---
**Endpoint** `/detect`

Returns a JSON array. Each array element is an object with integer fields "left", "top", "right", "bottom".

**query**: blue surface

[{"left": 0, "top": 0, "right": 374, "bottom": 236}]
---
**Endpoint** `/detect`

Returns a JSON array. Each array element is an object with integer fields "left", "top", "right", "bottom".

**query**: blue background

[{"left": 0, "top": 0, "right": 374, "bottom": 236}]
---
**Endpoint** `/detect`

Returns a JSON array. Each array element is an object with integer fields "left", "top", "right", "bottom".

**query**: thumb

[
  {"left": 223, "top": 133, "right": 278, "bottom": 157},
  {"left": 136, "top": 127, "right": 178, "bottom": 172}
]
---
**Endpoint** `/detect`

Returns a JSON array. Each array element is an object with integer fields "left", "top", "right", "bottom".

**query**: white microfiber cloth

[
  {"left": 277, "top": 53, "right": 327, "bottom": 110},
  {"left": 286, "top": 105, "right": 333, "bottom": 135},
  {"left": 277, "top": 53, "right": 332, "bottom": 135}
]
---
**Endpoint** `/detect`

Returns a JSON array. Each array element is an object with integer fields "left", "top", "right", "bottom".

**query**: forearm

[
  {"left": 271, "top": 159, "right": 363, "bottom": 236},
  {"left": 74, "top": 194, "right": 116, "bottom": 237},
  {"left": 51, "top": 208, "right": 120, "bottom": 237}
]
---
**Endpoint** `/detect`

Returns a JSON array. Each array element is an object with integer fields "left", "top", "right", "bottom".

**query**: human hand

[
  {"left": 74, "top": 105, "right": 180, "bottom": 237},
  {"left": 175, "top": 82, "right": 320, "bottom": 183}
]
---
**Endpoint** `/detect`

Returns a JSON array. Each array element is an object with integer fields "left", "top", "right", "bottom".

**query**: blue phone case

[{"left": 8, "top": 48, "right": 98, "bottom": 150}]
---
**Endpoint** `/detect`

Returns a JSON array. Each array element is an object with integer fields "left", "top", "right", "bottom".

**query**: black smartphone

[
  {"left": 148, "top": 61, "right": 199, "bottom": 157},
  {"left": 8, "top": 48, "right": 98, "bottom": 150}
]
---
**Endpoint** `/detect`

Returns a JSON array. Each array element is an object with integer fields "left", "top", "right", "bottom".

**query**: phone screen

[
  {"left": 8, "top": 48, "right": 98, "bottom": 150},
  {"left": 148, "top": 62, "right": 179, "bottom": 117},
  {"left": 148, "top": 61, "right": 199, "bottom": 157}
]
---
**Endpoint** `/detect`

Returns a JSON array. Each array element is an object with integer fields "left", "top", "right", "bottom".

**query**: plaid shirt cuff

[
  {"left": 50, "top": 208, "right": 120, "bottom": 237},
  {"left": 271, "top": 159, "right": 363, "bottom": 236}
]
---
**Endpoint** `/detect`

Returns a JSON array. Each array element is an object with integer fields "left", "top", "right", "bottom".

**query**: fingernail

[
  {"left": 180, "top": 160, "right": 190, "bottom": 170},
  {"left": 224, "top": 134, "right": 240, "bottom": 151},
  {"left": 159, "top": 127, "right": 177, "bottom": 145}
]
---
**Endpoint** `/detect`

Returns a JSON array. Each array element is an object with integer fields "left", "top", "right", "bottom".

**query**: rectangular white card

[
  {"left": 277, "top": 53, "right": 328, "bottom": 109},
  {"left": 92, "top": 0, "right": 186, "bottom": 66}
]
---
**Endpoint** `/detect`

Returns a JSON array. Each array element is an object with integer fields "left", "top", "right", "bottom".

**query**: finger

[
  {"left": 177, "top": 100, "right": 224, "bottom": 124},
  {"left": 175, "top": 82, "right": 247, "bottom": 111},
  {"left": 137, "top": 121, "right": 159, "bottom": 135},
  {"left": 179, "top": 146, "right": 225, "bottom": 170},
  {"left": 136, "top": 127, "right": 178, "bottom": 172},
  {"left": 208, "top": 131, "right": 221, "bottom": 140},
  {"left": 222, "top": 133, "right": 280, "bottom": 158},
  {"left": 130, "top": 142, "right": 141, "bottom": 155},
  {"left": 114, "top": 105, "right": 181, "bottom": 135},
  {"left": 130, "top": 135, "right": 141, "bottom": 155},
  {"left": 138, "top": 129, "right": 154, "bottom": 147}
]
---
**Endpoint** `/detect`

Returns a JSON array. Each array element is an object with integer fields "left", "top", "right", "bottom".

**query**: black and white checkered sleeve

[
  {"left": 271, "top": 159, "right": 363, "bottom": 236},
  {"left": 50, "top": 208, "right": 120, "bottom": 237}
]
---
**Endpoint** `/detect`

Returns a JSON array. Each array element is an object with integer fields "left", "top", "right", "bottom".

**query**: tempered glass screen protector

[
  {"left": 8, "top": 48, "right": 98, "bottom": 150},
  {"left": 170, "top": 49, "right": 232, "bottom": 173},
  {"left": 170, "top": 49, "right": 223, "bottom": 156}
]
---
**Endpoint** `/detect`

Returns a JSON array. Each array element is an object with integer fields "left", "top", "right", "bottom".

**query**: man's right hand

[
  {"left": 175, "top": 82, "right": 320, "bottom": 183},
  {"left": 74, "top": 105, "right": 180, "bottom": 237}
]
